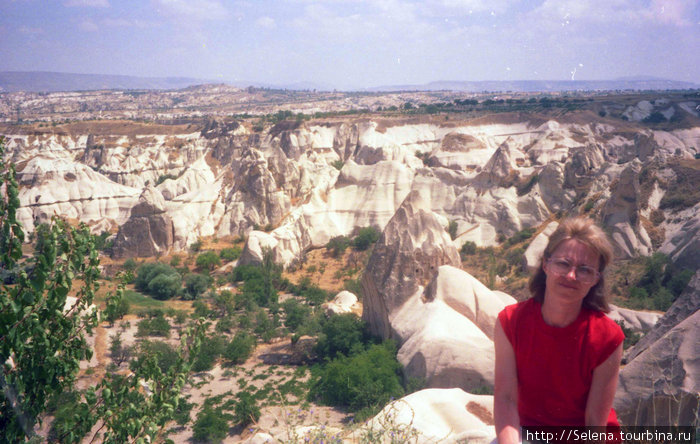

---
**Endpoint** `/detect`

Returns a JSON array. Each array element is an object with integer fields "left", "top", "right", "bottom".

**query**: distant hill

[
  {"left": 2, "top": 71, "right": 697, "bottom": 94},
  {"left": 0, "top": 71, "right": 211, "bottom": 93},
  {"left": 367, "top": 79, "right": 699, "bottom": 93}
]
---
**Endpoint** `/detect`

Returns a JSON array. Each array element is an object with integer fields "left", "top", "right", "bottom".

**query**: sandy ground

[{"left": 64, "top": 316, "right": 351, "bottom": 443}]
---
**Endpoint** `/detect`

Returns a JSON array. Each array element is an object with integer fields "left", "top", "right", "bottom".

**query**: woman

[{"left": 494, "top": 217, "right": 624, "bottom": 443}]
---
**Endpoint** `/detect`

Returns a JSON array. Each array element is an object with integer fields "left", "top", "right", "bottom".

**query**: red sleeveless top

[{"left": 498, "top": 298, "right": 624, "bottom": 427}]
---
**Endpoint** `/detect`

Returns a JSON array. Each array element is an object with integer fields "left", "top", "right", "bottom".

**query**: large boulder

[
  {"left": 111, "top": 187, "right": 174, "bottom": 258},
  {"left": 607, "top": 305, "right": 661, "bottom": 334},
  {"left": 359, "top": 388, "right": 496, "bottom": 444},
  {"left": 323, "top": 291, "right": 360, "bottom": 316},
  {"left": 393, "top": 266, "right": 515, "bottom": 390}
]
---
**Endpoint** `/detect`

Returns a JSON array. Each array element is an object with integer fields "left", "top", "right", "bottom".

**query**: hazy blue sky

[{"left": 1, "top": 0, "right": 699, "bottom": 89}]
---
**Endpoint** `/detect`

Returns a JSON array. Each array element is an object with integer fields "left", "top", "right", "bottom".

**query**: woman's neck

[{"left": 541, "top": 295, "right": 583, "bottom": 328}]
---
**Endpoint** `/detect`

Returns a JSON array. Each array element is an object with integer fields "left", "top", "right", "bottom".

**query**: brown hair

[{"left": 529, "top": 217, "right": 614, "bottom": 312}]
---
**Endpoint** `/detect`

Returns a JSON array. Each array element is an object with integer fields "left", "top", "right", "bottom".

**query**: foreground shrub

[
  {"left": 192, "top": 335, "right": 227, "bottom": 372},
  {"left": 224, "top": 332, "right": 256, "bottom": 365},
  {"left": 309, "top": 341, "right": 404, "bottom": 413},
  {"left": 233, "top": 391, "right": 261, "bottom": 427},
  {"left": 192, "top": 405, "right": 230, "bottom": 443}
]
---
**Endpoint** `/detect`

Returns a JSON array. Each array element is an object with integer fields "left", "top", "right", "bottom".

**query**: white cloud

[
  {"left": 78, "top": 19, "right": 99, "bottom": 32},
  {"left": 152, "top": 0, "right": 229, "bottom": 21},
  {"left": 64, "top": 0, "right": 109, "bottom": 7},
  {"left": 528, "top": 0, "right": 698, "bottom": 27},
  {"left": 642, "top": 0, "right": 697, "bottom": 26},
  {"left": 102, "top": 18, "right": 152, "bottom": 28},
  {"left": 430, "top": 0, "right": 518, "bottom": 14},
  {"left": 255, "top": 16, "right": 276, "bottom": 29},
  {"left": 18, "top": 26, "right": 44, "bottom": 35}
]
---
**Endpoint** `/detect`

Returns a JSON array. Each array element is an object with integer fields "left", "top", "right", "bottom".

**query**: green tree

[
  {"left": 0, "top": 137, "right": 205, "bottom": 443},
  {"left": 196, "top": 251, "right": 221, "bottom": 271},
  {"left": 184, "top": 272, "right": 212, "bottom": 300},
  {"left": 352, "top": 226, "right": 380, "bottom": 251},
  {"left": 224, "top": 331, "right": 256, "bottom": 365},
  {"left": 193, "top": 405, "right": 230, "bottom": 443},
  {"left": 309, "top": 341, "right": 404, "bottom": 414},
  {"left": 315, "top": 314, "right": 367, "bottom": 359}
]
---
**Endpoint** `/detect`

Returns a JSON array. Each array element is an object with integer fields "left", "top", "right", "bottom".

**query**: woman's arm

[
  {"left": 585, "top": 342, "right": 623, "bottom": 426},
  {"left": 494, "top": 319, "right": 521, "bottom": 444}
]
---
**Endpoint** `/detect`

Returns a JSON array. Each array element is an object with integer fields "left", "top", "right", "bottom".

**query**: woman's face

[{"left": 543, "top": 238, "right": 601, "bottom": 306}]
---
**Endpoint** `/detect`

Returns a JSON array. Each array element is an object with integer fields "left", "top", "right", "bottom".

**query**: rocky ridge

[{"left": 3, "top": 105, "right": 699, "bottom": 269}]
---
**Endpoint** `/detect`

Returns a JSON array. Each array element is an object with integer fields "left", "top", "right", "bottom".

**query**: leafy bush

[
  {"left": 230, "top": 264, "right": 264, "bottom": 283},
  {"left": 219, "top": 247, "right": 242, "bottom": 262},
  {"left": 326, "top": 235, "right": 351, "bottom": 258},
  {"left": 282, "top": 298, "right": 311, "bottom": 332},
  {"left": 103, "top": 295, "right": 130, "bottom": 325},
  {"left": 93, "top": 231, "right": 114, "bottom": 252},
  {"left": 136, "top": 313, "right": 171, "bottom": 337},
  {"left": 503, "top": 227, "right": 536, "bottom": 247},
  {"left": 224, "top": 332, "right": 256, "bottom": 365},
  {"left": 192, "top": 405, "right": 230, "bottom": 443},
  {"left": 192, "top": 335, "right": 227, "bottom": 372},
  {"left": 109, "top": 332, "right": 131, "bottom": 366},
  {"left": 196, "top": 251, "right": 221, "bottom": 271},
  {"left": 352, "top": 226, "right": 380, "bottom": 251},
  {"left": 233, "top": 391, "right": 261, "bottom": 427},
  {"left": 135, "top": 262, "right": 181, "bottom": 300},
  {"left": 309, "top": 341, "right": 404, "bottom": 413},
  {"left": 184, "top": 273, "right": 212, "bottom": 300},
  {"left": 460, "top": 241, "right": 477, "bottom": 257},
  {"left": 254, "top": 309, "right": 280, "bottom": 342},
  {"left": 133, "top": 340, "right": 178, "bottom": 374},
  {"left": 625, "top": 253, "right": 693, "bottom": 311},
  {"left": 189, "top": 238, "right": 203, "bottom": 252},
  {"left": 504, "top": 247, "right": 525, "bottom": 268},
  {"left": 615, "top": 320, "right": 641, "bottom": 350},
  {"left": 123, "top": 258, "right": 139, "bottom": 272},
  {"left": 192, "top": 300, "right": 212, "bottom": 319},
  {"left": 315, "top": 314, "right": 368, "bottom": 360},
  {"left": 148, "top": 273, "right": 182, "bottom": 300}
]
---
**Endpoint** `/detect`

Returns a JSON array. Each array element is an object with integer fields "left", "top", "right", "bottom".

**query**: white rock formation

[
  {"left": 324, "top": 291, "right": 360, "bottom": 316},
  {"left": 358, "top": 388, "right": 496, "bottom": 444},
  {"left": 606, "top": 305, "right": 661, "bottom": 334},
  {"left": 523, "top": 221, "right": 559, "bottom": 272},
  {"left": 15, "top": 152, "right": 140, "bottom": 233},
  {"left": 362, "top": 190, "right": 515, "bottom": 391}
]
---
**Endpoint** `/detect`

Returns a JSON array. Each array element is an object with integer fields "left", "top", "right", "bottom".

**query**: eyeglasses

[{"left": 546, "top": 257, "right": 600, "bottom": 284}]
